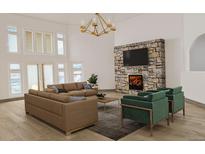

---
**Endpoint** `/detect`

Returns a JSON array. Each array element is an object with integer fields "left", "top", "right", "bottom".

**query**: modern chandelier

[{"left": 80, "top": 13, "right": 116, "bottom": 37}]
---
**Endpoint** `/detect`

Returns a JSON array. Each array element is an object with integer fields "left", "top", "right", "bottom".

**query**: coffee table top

[{"left": 97, "top": 97, "right": 119, "bottom": 103}]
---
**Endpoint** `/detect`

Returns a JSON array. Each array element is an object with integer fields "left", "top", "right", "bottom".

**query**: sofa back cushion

[
  {"left": 37, "top": 91, "right": 51, "bottom": 99},
  {"left": 29, "top": 89, "right": 38, "bottom": 95},
  {"left": 148, "top": 91, "right": 166, "bottom": 101},
  {"left": 169, "top": 86, "right": 182, "bottom": 95},
  {"left": 63, "top": 83, "right": 78, "bottom": 91},
  {"left": 47, "top": 84, "right": 64, "bottom": 90},
  {"left": 49, "top": 93, "right": 70, "bottom": 103},
  {"left": 76, "top": 82, "right": 87, "bottom": 90}
]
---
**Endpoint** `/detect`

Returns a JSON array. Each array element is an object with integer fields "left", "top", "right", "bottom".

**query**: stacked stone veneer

[{"left": 114, "top": 39, "right": 166, "bottom": 93}]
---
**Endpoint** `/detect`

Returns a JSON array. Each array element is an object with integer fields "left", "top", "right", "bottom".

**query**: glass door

[
  {"left": 27, "top": 64, "right": 39, "bottom": 90},
  {"left": 42, "top": 64, "right": 54, "bottom": 89}
]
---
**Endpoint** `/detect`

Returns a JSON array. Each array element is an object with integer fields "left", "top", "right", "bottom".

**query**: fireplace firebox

[{"left": 128, "top": 75, "right": 143, "bottom": 91}]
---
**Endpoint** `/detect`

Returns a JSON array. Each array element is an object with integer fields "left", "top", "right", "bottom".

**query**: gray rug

[{"left": 89, "top": 103, "right": 144, "bottom": 140}]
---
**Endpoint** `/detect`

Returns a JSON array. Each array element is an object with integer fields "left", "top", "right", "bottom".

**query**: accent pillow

[
  {"left": 51, "top": 86, "right": 59, "bottom": 93},
  {"left": 69, "top": 96, "right": 86, "bottom": 102},
  {"left": 58, "top": 88, "right": 67, "bottom": 93},
  {"left": 83, "top": 83, "right": 92, "bottom": 89}
]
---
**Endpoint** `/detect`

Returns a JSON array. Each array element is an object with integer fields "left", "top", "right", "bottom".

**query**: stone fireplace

[
  {"left": 129, "top": 75, "right": 143, "bottom": 91},
  {"left": 114, "top": 39, "right": 166, "bottom": 93}
]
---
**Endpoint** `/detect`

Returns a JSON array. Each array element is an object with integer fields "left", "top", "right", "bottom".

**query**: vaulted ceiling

[{"left": 21, "top": 13, "right": 140, "bottom": 25}]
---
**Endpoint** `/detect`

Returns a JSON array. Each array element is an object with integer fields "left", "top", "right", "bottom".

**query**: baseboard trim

[
  {"left": 98, "top": 89, "right": 116, "bottom": 92},
  {"left": 185, "top": 98, "right": 205, "bottom": 108},
  {"left": 0, "top": 97, "right": 24, "bottom": 103}
]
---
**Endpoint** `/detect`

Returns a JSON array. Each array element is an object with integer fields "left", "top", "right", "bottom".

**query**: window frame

[
  {"left": 56, "top": 32, "right": 65, "bottom": 56},
  {"left": 7, "top": 25, "right": 19, "bottom": 53},
  {"left": 8, "top": 63, "right": 23, "bottom": 97},
  {"left": 57, "top": 63, "right": 66, "bottom": 83},
  {"left": 23, "top": 29, "right": 34, "bottom": 54},
  {"left": 71, "top": 62, "right": 84, "bottom": 82}
]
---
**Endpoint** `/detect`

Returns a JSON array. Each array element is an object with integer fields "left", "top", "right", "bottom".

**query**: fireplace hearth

[{"left": 129, "top": 75, "right": 143, "bottom": 91}]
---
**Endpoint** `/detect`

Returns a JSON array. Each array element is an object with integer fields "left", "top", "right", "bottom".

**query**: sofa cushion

[
  {"left": 37, "top": 91, "right": 51, "bottom": 99},
  {"left": 49, "top": 94, "right": 70, "bottom": 103},
  {"left": 69, "top": 96, "right": 86, "bottom": 102},
  {"left": 47, "top": 84, "right": 64, "bottom": 90},
  {"left": 76, "top": 82, "right": 87, "bottom": 90},
  {"left": 83, "top": 89, "right": 97, "bottom": 96},
  {"left": 63, "top": 83, "right": 78, "bottom": 91},
  {"left": 45, "top": 88, "right": 56, "bottom": 93},
  {"left": 29, "top": 89, "right": 38, "bottom": 95},
  {"left": 67, "top": 90, "right": 85, "bottom": 96}
]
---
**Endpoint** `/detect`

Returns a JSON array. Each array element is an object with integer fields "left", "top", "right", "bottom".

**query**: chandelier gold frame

[{"left": 80, "top": 13, "right": 116, "bottom": 37}]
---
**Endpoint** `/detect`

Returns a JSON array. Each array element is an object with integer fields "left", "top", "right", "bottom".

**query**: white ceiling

[{"left": 20, "top": 13, "right": 140, "bottom": 25}]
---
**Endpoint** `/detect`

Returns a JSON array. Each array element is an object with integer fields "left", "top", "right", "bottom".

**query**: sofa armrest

[
  {"left": 62, "top": 97, "right": 98, "bottom": 132},
  {"left": 121, "top": 98, "right": 152, "bottom": 109},
  {"left": 123, "top": 95, "right": 150, "bottom": 101},
  {"left": 152, "top": 97, "right": 169, "bottom": 124}
]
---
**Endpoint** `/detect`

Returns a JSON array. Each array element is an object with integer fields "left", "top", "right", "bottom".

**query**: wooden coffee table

[{"left": 97, "top": 97, "right": 120, "bottom": 111}]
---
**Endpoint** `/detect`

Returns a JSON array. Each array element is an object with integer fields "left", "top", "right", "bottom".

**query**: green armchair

[
  {"left": 121, "top": 91, "right": 169, "bottom": 136},
  {"left": 157, "top": 86, "right": 185, "bottom": 122}
]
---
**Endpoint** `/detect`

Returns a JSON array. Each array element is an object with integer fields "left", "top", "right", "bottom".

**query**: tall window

[
  {"left": 25, "top": 31, "right": 33, "bottom": 53},
  {"left": 9, "top": 64, "right": 22, "bottom": 95},
  {"left": 57, "top": 33, "right": 64, "bottom": 55},
  {"left": 8, "top": 26, "right": 18, "bottom": 53},
  {"left": 27, "top": 65, "right": 39, "bottom": 90},
  {"left": 44, "top": 33, "right": 53, "bottom": 54},
  {"left": 35, "top": 32, "right": 43, "bottom": 53},
  {"left": 57, "top": 64, "right": 65, "bottom": 83},
  {"left": 72, "top": 63, "right": 83, "bottom": 82},
  {"left": 43, "top": 64, "right": 54, "bottom": 88}
]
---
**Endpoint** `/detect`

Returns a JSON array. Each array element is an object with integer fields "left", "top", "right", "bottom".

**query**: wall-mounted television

[{"left": 123, "top": 48, "right": 149, "bottom": 66}]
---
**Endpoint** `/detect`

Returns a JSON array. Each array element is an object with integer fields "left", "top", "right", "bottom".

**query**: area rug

[{"left": 89, "top": 103, "right": 145, "bottom": 140}]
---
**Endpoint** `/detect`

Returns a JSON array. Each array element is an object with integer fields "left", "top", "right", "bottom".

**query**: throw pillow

[
  {"left": 58, "top": 88, "right": 68, "bottom": 93},
  {"left": 83, "top": 83, "right": 92, "bottom": 89},
  {"left": 51, "top": 86, "right": 59, "bottom": 93}
]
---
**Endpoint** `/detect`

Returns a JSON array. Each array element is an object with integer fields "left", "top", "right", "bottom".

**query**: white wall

[
  {"left": 68, "top": 25, "right": 115, "bottom": 89},
  {"left": 0, "top": 14, "right": 68, "bottom": 99},
  {"left": 182, "top": 14, "right": 205, "bottom": 104},
  {"left": 114, "top": 14, "right": 184, "bottom": 88}
]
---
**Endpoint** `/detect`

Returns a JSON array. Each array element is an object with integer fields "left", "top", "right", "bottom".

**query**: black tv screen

[{"left": 123, "top": 48, "right": 149, "bottom": 66}]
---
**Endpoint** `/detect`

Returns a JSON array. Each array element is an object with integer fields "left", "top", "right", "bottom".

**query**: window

[
  {"left": 27, "top": 65, "right": 39, "bottom": 90},
  {"left": 43, "top": 64, "right": 54, "bottom": 88},
  {"left": 8, "top": 26, "right": 18, "bottom": 53},
  {"left": 25, "top": 31, "right": 33, "bottom": 53},
  {"left": 57, "top": 64, "right": 65, "bottom": 83},
  {"left": 57, "top": 33, "right": 64, "bottom": 55},
  {"left": 44, "top": 33, "right": 53, "bottom": 54},
  {"left": 72, "top": 63, "right": 83, "bottom": 82},
  {"left": 9, "top": 64, "right": 22, "bottom": 95},
  {"left": 35, "top": 32, "right": 43, "bottom": 53}
]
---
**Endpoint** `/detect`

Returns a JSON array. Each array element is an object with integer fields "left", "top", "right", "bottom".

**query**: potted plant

[{"left": 87, "top": 74, "right": 98, "bottom": 87}]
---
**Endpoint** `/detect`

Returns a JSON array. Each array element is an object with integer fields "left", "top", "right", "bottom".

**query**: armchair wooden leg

[
  {"left": 167, "top": 117, "right": 170, "bottom": 126},
  {"left": 171, "top": 101, "right": 174, "bottom": 122},
  {"left": 183, "top": 101, "right": 185, "bottom": 116},
  {"left": 150, "top": 124, "right": 153, "bottom": 136},
  {"left": 149, "top": 110, "right": 153, "bottom": 136},
  {"left": 120, "top": 106, "right": 123, "bottom": 128}
]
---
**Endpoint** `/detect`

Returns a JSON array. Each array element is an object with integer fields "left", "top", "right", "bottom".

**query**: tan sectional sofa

[
  {"left": 24, "top": 82, "right": 98, "bottom": 135},
  {"left": 46, "top": 82, "right": 98, "bottom": 97}
]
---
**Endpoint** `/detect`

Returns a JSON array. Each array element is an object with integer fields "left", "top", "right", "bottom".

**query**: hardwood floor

[{"left": 0, "top": 92, "right": 205, "bottom": 141}]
